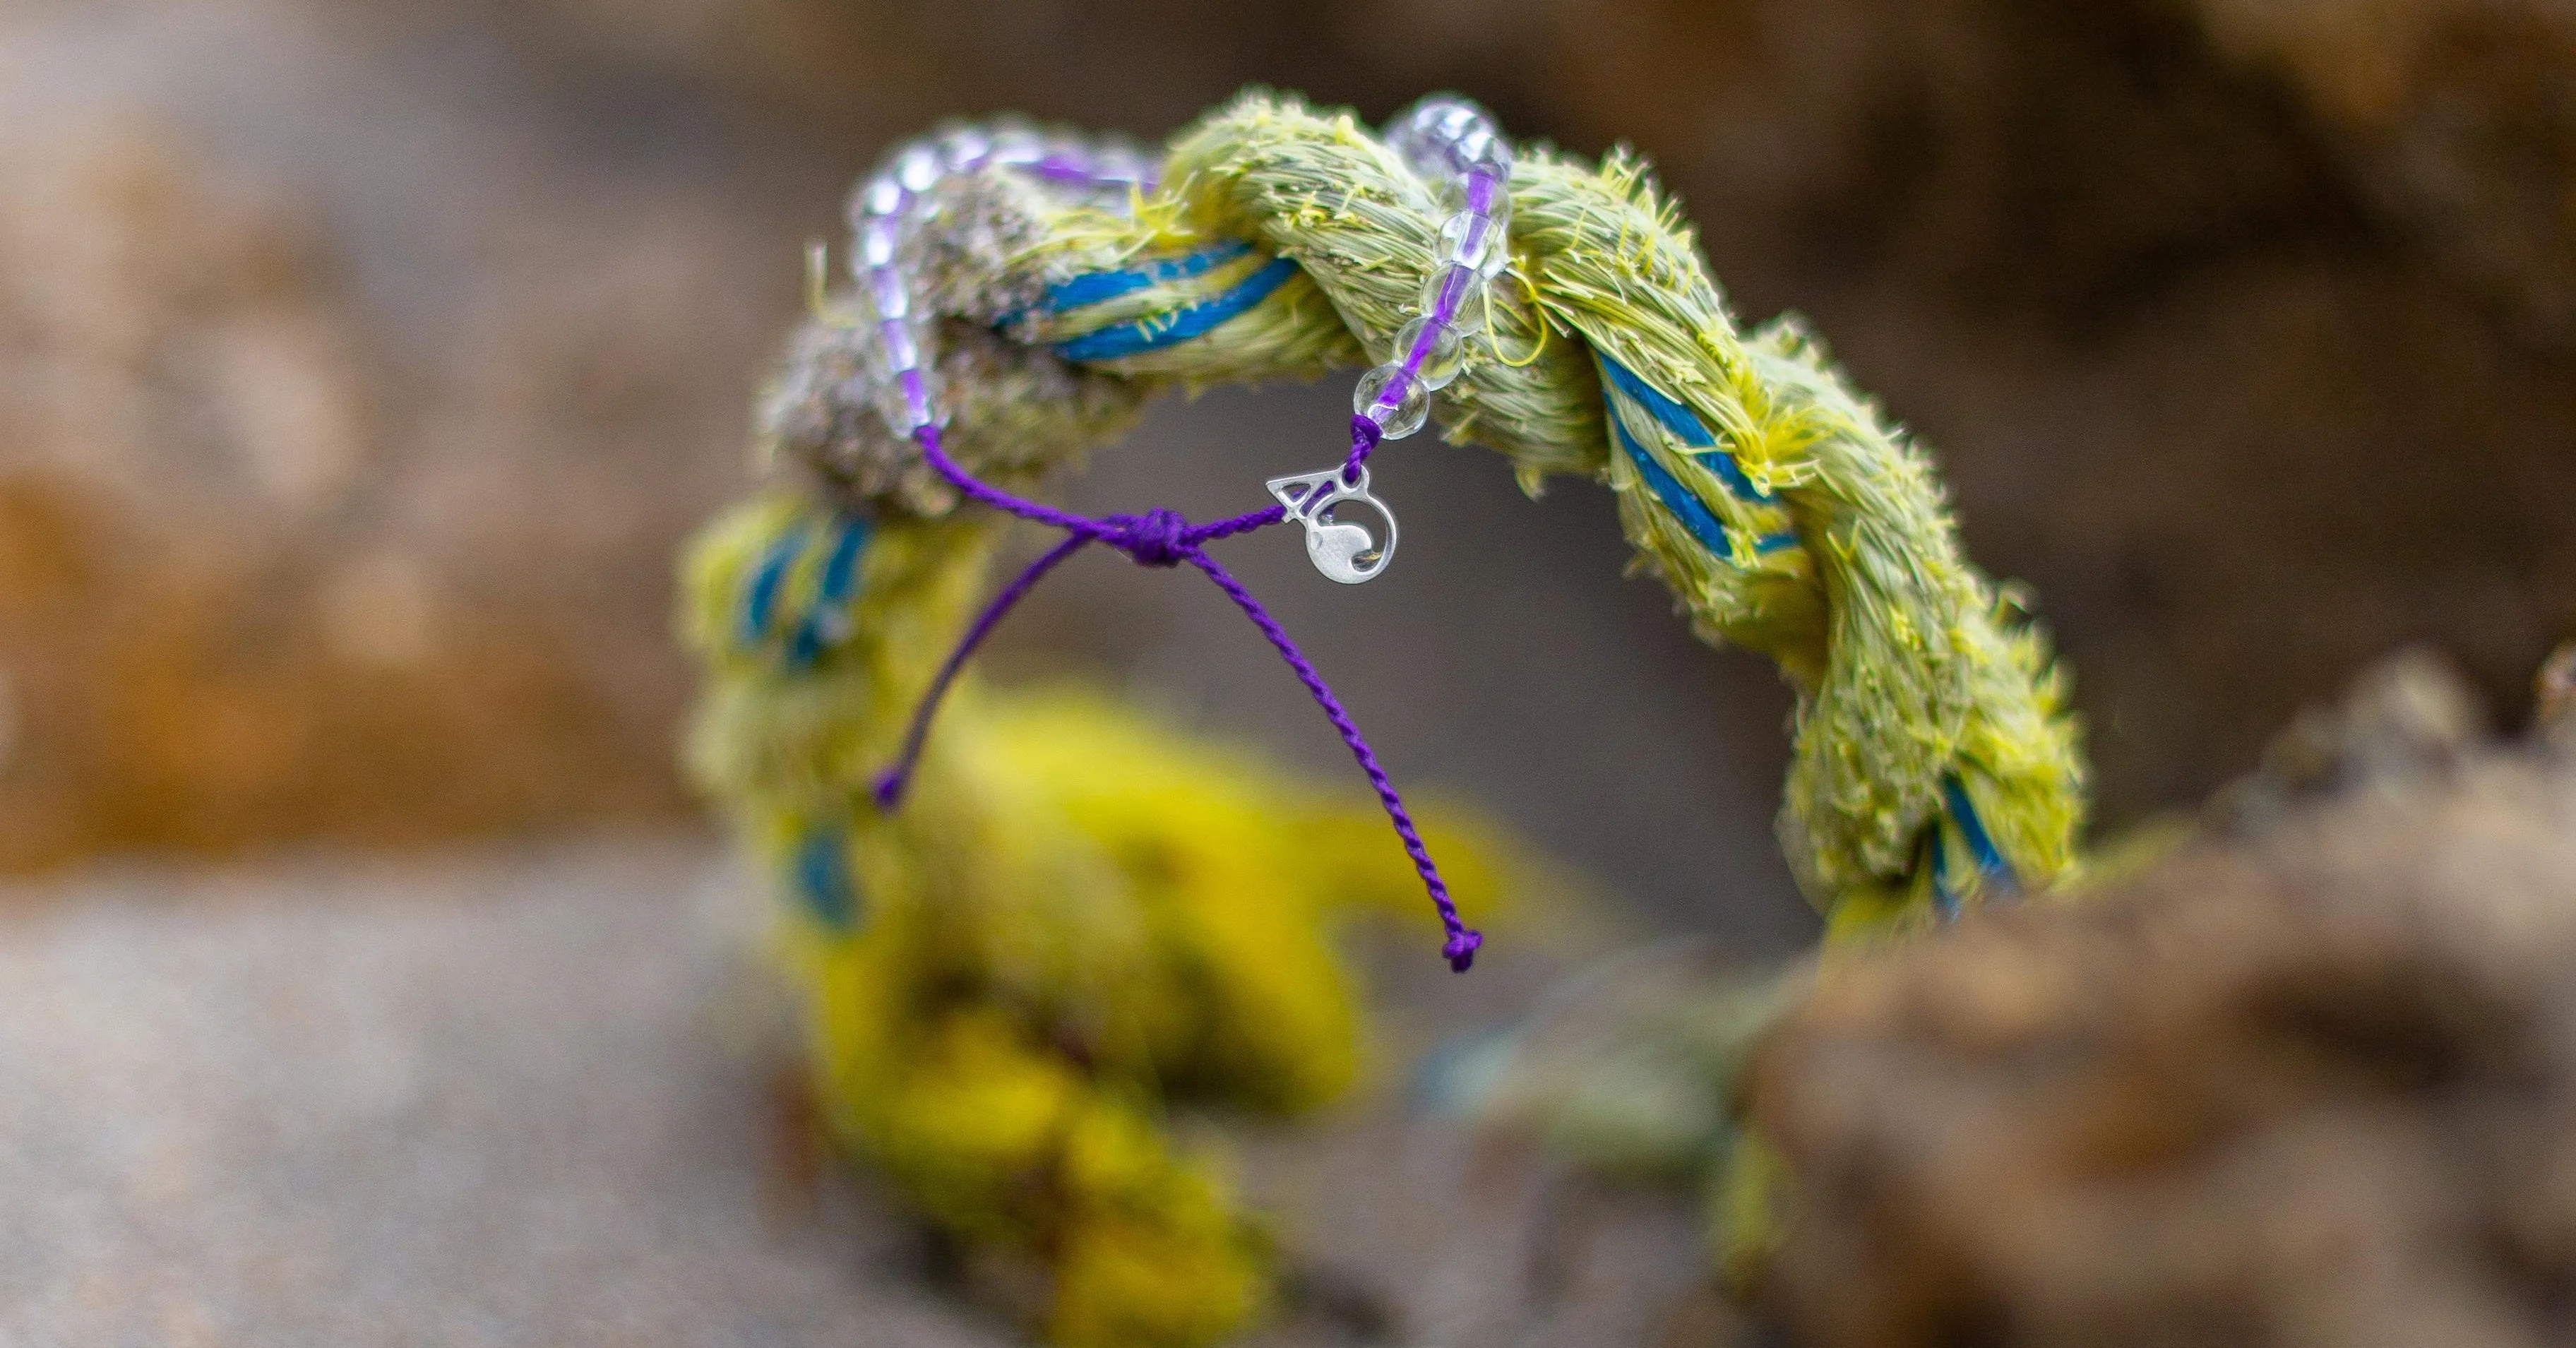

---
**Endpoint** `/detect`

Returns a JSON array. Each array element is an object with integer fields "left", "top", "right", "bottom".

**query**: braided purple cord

[
  {"left": 1342, "top": 414, "right": 1383, "bottom": 483},
  {"left": 1184, "top": 548, "right": 1483, "bottom": 971},
  {"left": 871, "top": 532, "right": 1089, "bottom": 811},
  {"left": 911, "top": 427, "right": 1288, "bottom": 545},
  {"left": 870, "top": 423, "right": 1481, "bottom": 972}
]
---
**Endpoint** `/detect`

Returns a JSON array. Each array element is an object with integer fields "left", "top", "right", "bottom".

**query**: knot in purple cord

[
  {"left": 1106, "top": 508, "right": 1193, "bottom": 567},
  {"left": 1343, "top": 414, "right": 1384, "bottom": 482},
  {"left": 878, "top": 424, "right": 1486, "bottom": 973}
]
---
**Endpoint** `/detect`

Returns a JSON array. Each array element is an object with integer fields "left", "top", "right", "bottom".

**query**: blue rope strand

[
  {"left": 1612, "top": 413, "right": 1798, "bottom": 559},
  {"left": 1037, "top": 239, "right": 1253, "bottom": 314},
  {"left": 1595, "top": 354, "right": 1774, "bottom": 503},
  {"left": 794, "top": 823, "right": 861, "bottom": 929},
  {"left": 1052, "top": 256, "right": 1300, "bottom": 362},
  {"left": 1927, "top": 829, "right": 1962, "bottom": 919},
  {"left": 787, "top": 515, "right": 871, "bottom": 667},
  {"left": 741, "top": 522, "right": 810, "bottom": 646},
  {"left": 1942, "top": 773, "right": 2015, "bottom": 890}
]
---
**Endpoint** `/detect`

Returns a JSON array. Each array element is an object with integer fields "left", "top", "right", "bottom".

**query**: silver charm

[{"left": 1267, "top": 466, "right": 1397, "bottom": 585}]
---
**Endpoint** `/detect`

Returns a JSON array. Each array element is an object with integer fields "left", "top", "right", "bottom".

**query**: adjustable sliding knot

[
  {"left": 874, "top": 422, "right": 1481, "bottom": 972},
  {"left": 1106, "top": 508, "right": 1194, "bottom": 568}
]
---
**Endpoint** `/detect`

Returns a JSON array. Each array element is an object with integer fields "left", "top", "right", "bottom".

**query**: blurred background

[
  {"left": 3, "top": 0, "right": 2573, "bottom": 1340},
  {"left": 8, "top": 0, "right": 2576, "bottom": 923}
]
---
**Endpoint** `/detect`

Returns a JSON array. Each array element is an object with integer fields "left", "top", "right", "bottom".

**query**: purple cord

[
  {"left": 1343, "top": 414, "right": 1383, "bottom": 483},
  {"left": 870, "top": 532, "right": 1090, "bottom": 815},
  {"left": 868, "top": 417, "right": 1483, "bottom": 972},
  {"left": 1183, "top": 547, "right": 1481, "bottom": 971}
]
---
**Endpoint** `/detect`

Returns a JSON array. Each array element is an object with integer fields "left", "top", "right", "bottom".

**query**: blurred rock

[
  {"left": 1747, "top": 655, "right": 2576, "bottom": 1347},
  {"left": 2195, "top": 0, "right": 2576, "bottom": 341},
  {"left": 0, "top": 112, "right": 698, "bottom": 869},
  {"left": 2203, "top": 645, "right": 2487, "bottom": 833},
  {"left": 0, "top": 840, "right": 1726, "bottom": 1347},
  {"left": 2534, "top": 641, "right": 2576, "bottom": 729}
]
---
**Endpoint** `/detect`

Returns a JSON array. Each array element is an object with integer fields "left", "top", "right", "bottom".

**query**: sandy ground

[{"left": 0, "top": 840, "right": 1723, "bottom": 1347}]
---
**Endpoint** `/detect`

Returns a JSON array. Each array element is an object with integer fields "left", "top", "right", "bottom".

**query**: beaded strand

[
  {"left": 846, "top": 98, "right": 1515, "bottom": 458},
  {"left": 1352, "top": 96, "right": 1517, "bottom": 446},
  {"left": 848, "top": 121, "right": 1154, "bottom": 434}
]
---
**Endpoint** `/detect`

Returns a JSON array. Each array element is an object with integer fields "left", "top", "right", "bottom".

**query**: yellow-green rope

[{"left": 683, "top": 88, "right": 2087, "bottom": 1347}]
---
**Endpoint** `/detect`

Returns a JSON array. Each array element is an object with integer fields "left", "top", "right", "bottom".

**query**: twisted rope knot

[
  {"left": 1442, "top": 929, "right": 1484, "bottom": 974},
  {"left": 1107, "top": 508, "right": 1195, "bottom": 567}
]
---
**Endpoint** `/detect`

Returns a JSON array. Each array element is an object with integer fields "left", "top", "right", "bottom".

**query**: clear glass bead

[
  {"left": 859, "top": 217, "right": 900, "bottom": 268},
  {"left": 900, "top": 368, "right": 942, "bottom": 429},
  {"left": 1390, "top": 316, "right": 1465, "bottom": 390},
  {"left": 1042, "top": 133, "right": 1092, "bottom": 174},
  {"left": 1391, "top": 97, "right": 1498, "bottom": 183},
  {"left": 1385, "top": 109, "right": 1441, "bottom": 177},
  {"left": 1382, "top": 122, "right": 1424, "bottom": 169},
  {"left": 1452, "top": 129, "right": 1514, "bottom": 178},
  {"left": 1440, "top": 169, "right": 1511, "bottom": 232},
  {"left": 1419, "top": 263, "right": 1489, "bottom": 330},
  {"left": 878, "top": 316, "right": 925, "bottom": 374},
  {"left": 861, "top": 177, "right": 905, "bottom": 220},
  {"left": 1092, "top": 145, "right": 1151, "bottom": 192},
  {"left": 874, "top": 365, "right": 945, "bottom": 433},
  {"left": 1354, "top": 364, "right": 1429, "bottom": 439},
  {"left": 938, "top": 127, "right": 991, "bottom": 173},
  {"left": 1438, "top": 210, "right": 1510, "bottom": 278},
  {"left": 865, "top": 265, "right": 910, "bottom": 322},
  {"left": 989, "top": 125, "right": 1045, "bottom": 167},
  {"left": 894, "top": 144, "right": 941, "bottom": 193}
]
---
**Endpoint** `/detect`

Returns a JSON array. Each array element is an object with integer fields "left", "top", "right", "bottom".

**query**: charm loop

[{"left": 1267, "top": 466, "right": 1398, "bottom": 584}]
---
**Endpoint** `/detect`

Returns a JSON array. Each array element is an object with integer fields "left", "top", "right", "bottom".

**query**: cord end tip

[
  {"left": 1443, "top": 929, "right": 1484, "bottom": 973},
  {"left": 869, "top": 770, "right": 907, "bottom": 814}
]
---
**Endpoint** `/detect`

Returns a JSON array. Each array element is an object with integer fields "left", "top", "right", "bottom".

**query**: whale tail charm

[{"left": 1267, "top": 466, "right": 1397, "bottom": 585}]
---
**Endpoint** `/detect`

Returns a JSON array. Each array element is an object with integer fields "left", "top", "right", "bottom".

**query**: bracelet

[{"left": 681, "top": 88, "right": 2091, "bottom": 1348}]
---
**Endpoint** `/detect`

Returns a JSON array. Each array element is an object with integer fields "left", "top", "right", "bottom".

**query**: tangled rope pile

[{"left": 683, "top": 88, "right": 2087, "bottom": 1346}]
